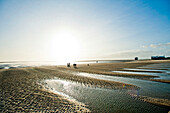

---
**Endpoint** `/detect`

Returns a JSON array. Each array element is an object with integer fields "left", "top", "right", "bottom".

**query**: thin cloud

[
  {"left": 102, "top": 50, "right": 154, "bottom": 59},
  {"left": 150, "top": 42, "right": 170, "bottom": 48},
  {"left": 141, "top": 42, "right": 170, "bottom": 48}
]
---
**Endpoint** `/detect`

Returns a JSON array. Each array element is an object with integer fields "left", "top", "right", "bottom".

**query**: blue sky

[{"left": 0, "top": 0, "right": 170, "bottom": 61}]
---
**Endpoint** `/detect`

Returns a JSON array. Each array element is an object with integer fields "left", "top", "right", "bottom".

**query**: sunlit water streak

[{"left": 43, "top": 79, "right": 78, "bottom": 100}]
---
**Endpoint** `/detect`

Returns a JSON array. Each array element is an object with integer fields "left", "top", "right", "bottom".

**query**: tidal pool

[{"left": 42, "top": 75, "right": 170, "bottom": 112}]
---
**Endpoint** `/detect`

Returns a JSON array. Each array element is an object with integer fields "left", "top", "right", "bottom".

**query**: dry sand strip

[
  {"left": 0, "top": 68, "right": 91, "bottom": 112},
  {"left": 149, "top": 79, "right": 170, "bottom": 84},
  {"left": 138, "top": 96, "right": 170, "bottom": 108}
]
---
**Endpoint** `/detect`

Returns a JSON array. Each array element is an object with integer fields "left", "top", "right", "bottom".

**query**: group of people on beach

[
  {"left": 67, "top": 63, "right": 77, "bottom": 68},
  {"left": 67, "top": 63, "right": 90, "bottom": 68}
]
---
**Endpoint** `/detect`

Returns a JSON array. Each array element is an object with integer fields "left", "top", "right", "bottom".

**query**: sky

[{"left": 0, "top": 0, "right": 170, "bottom": 62}]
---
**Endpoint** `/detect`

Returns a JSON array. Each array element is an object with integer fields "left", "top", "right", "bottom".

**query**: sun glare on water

[{"left": 49, "top": 30, "right": 80, "bottom": 64}]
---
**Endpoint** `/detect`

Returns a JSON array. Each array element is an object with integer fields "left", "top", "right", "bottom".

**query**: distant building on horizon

[{"left": 151, "top": 56, "right": 169, "bottom": 60}]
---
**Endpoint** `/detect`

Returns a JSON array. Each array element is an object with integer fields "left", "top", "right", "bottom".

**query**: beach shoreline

[{"left": 57, "top": 60, "right": 170, "bottom": 83}]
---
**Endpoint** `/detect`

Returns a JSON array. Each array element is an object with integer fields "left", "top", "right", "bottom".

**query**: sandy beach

[
  {"left": 0, "top": 68, "right": 91, "bottom": 112},
  {"left": 58, "top": 60, "right": 170, "bottom": 82},
  {"left": 1, "top": 60, "right": 170, "bottom": 112}
]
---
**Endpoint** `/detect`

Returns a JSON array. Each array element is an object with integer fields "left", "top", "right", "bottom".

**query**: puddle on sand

[
  {"left": 42, "top": 79, "right": 83, "bottom": 102},
  {"left": 42, "top": 76, "right": 170, "bottom": 113},
  {"left": 124, "top": 68, "right": 170, "bottom": 73},
  {"left": 0, "top": 64, "right": 29, "bottom": 69}
]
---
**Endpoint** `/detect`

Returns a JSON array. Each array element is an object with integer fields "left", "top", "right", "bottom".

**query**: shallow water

[
  {"left": 76, "top": 72, "right": 170, "bottom": 99},
  {"left": 43, "top": 77, "right": 169, "bottom": 113}
]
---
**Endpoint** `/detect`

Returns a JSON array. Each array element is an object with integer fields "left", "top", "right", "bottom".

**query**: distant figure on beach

[
  {"left": 135, "top": 57, "right": 138, "bottom": 60},
  {"left": 67, "top": 63, "right": 70, "bottom": 67},
  {"left": 87, "top": 64, "right": 89, "bottom": 66},
  {"left": 73, "top": 63, "right": 77, "bottom": 68},
  {"left": 96, "top": 61, "right": 98, "bottom": 63}
]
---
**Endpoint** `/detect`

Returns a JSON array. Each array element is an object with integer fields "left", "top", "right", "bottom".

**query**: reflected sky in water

[{"left": 42, "top": 76, "right": 170, "bottom": 113}]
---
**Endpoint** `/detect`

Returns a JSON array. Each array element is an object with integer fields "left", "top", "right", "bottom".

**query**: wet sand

[
  {"left": 34, "top": 67, "right": 138, "bottom": 90},
  {"left": 1, "top": 60, "right": 170, "bottom": 112}
]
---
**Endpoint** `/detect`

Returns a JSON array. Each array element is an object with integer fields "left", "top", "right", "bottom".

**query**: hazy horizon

[{"left": 0, "top": 0, "right": 170, "bottom": 62}]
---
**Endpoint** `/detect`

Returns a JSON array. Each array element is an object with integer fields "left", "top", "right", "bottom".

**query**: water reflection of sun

[{"left": 50, "top": 30, "right": 80, "bottom": 63}]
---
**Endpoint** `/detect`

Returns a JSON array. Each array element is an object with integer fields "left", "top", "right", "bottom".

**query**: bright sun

[{"left": 49, "top": 30, "right": 80, "bottom": 63}]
